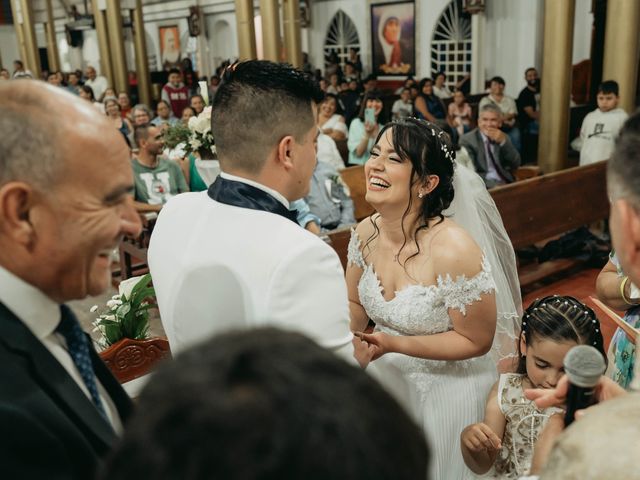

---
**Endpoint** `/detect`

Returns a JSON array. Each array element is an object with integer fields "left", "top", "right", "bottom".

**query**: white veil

[{"left": 443, "top": 163, "right": 522, "bottom": 364}]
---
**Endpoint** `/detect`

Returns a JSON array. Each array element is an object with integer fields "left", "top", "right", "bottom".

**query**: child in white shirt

[{"left": 575, "top": 80, "right": 628, "bottom": 166}]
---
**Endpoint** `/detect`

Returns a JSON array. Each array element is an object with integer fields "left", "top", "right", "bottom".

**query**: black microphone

[{"left": 563, "top": 345, "right": 606, "bottom": 427}]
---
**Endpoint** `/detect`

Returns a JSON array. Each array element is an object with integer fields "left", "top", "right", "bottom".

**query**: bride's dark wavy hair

[{"left": 363, "top": 118, "right": 456, "bottom": 267}]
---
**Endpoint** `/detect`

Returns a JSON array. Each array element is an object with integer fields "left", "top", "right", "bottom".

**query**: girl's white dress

[{"left": 348, "top": 230, "right": 498, "bottom": 480}]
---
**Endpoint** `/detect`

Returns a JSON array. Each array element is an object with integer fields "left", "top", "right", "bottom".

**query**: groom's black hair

[
  {"left": 212, "top": 60, "right": 323, "bottom": 174},
  {"left": 99, "top": 327, "right": 428, "bottom": 480}
]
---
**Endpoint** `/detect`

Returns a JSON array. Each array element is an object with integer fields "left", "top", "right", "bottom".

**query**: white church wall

[
  {"left": 485, "top": 0, "right": 544, "bottom": 98},
  {"left": 573, "top": 0, "right": 593, "bottom": 64},
  {"left": 413, "top": 0, "right": 450, "bottom": 79},
  {"left": 205, "top": 13, "right": 238, "bottom": 68},
  {"left": 309, "top": 0, "right": 366, "bottom": 74},
  {"left": 0, "top": 26, "right": 20, "bottom": 69}
]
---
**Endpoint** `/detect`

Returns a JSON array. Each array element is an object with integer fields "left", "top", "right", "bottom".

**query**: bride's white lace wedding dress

[{"left": 348, "top": 230, "right": 498, "bottom": 480}]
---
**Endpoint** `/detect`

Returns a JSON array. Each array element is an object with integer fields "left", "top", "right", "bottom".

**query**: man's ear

[
  {"left": 0, "top": 182, "right": 37, "bottom": 247},
  {"left": 617, "top": 199, "right": 640, "bottom": 276},
  {"left": 276, "top": 135, "right": 296, "bottom": 171}
]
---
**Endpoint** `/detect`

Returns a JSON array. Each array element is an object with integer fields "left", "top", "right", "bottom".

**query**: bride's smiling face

[{"left": 365, "top": 128, "right": 424, "bottom": 211}]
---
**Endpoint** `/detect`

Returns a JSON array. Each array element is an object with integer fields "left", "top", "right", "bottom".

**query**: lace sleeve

[
  {"left": 437, "top": 256, "right": 496, "bottom": 315},
  {"left": 347, "top": 229, "right": 366, "bottom": 269}
]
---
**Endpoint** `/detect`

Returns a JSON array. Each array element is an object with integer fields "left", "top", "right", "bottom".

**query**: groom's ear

[{"left": 276, "top": 135, "right": 295, "bottom": 171}]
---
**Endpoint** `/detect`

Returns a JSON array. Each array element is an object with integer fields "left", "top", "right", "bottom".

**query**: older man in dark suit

[
  {"left": 460, "top": 103, "right": 521, "bottom": 188},
  {"left": 0, "top": 81, "right": 142, "bottom": 479}
]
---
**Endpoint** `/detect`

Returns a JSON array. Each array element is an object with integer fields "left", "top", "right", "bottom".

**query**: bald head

[{"left": 0, "top": 80, "right": 117, "bottom": 189}]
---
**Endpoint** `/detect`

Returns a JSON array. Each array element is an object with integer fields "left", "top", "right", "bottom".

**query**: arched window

[
  {"left": 324, "top": 10, "right": 360, "bottom": 70},
  {"left": 430, "top": 0, "right": 472, "bottom": 87}
]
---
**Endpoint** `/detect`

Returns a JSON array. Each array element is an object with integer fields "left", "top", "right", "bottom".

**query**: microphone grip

[{"left": 563, "top": 383, "right": 598, "bottom": 427}]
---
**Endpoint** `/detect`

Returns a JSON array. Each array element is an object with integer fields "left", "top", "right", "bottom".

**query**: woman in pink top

[{"left": 448, "top": 90, "right": 473, "bottom": 137}]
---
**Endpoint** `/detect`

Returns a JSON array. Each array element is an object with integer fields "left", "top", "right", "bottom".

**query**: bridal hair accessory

[{"left": 424, "top": 122, "right": 455, "bottom": 164}]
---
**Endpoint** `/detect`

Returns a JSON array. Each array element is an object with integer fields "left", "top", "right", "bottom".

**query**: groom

[{"left": 149, "top": 61, "right": 368, "bottom": 364}]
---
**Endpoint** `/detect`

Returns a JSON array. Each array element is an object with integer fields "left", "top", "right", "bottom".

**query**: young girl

[{"left": 460, "top": 295, "right": 607, "bottom": 479}]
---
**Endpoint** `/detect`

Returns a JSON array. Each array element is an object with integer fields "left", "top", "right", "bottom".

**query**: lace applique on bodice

[
  {"left": 492, "top": 374, "right": 563, "bottom": 479},
  {"left": 348, "top": 229, "right": 497, "bottom": 396}
]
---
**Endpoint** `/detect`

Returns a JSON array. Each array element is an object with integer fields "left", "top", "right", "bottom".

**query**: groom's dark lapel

[{"left": 208, "top": 175, "right": 298, "bottom": 223}]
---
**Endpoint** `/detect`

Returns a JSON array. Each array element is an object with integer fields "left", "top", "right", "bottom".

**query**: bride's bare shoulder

[
  {"left": 354, "top": 214, "right": 379, "bottom": 240},
  {"left": 428, "top": 219, "right": 484, "bottom": 276}
]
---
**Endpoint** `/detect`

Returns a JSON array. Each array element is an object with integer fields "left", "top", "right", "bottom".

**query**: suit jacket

[
  {"left": 148, "top": 192, "right": 354, "bottom": 359},
  {"left": 0, "top": 303, "right": 133, "bottom": 480},
  {"left": 460, "top": 129, "right": 521, "bottom": 188}
]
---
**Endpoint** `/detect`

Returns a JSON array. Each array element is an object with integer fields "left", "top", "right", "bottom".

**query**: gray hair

[
  {"left": 132, "top": 103, "right": 152, "bottom": 118},
  {"left": 479, "top": 103, "right": 503, "bottom": 118},
  {"left": 607, "top": 110, "right": 640, "bottom": 204},
  {"left": 0, "top": 85, "right": 62, "bottom": 187}
]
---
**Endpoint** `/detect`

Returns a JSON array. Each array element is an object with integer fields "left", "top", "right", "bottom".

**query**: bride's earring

[{"left": 418, "top": 192, "right": 424, "bottom": 198}]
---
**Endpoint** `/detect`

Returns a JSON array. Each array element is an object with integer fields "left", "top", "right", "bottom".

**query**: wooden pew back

[
  {"left": 340, "top": 165, "right": 375, "bottom": 221},
  {"left": 489, "top": 161, "right": 608, "bottom": 250}
]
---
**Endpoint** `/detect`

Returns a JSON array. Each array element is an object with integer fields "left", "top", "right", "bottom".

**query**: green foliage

[
  {"left": 162, "top": 123, "right": 191, "bottom": 149},
  {"left": 94, "top": 273, "right": 155, "bottom": 346}
]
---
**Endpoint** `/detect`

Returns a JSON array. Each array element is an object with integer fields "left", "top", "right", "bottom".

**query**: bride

[{"left": 347, "top": 118, "right": 520, "bottom": 479}]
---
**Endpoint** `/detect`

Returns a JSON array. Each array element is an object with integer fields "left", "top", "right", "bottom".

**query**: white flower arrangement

[
  {"left": 187, "top": 106, "right": 216, "bottom": 157},
  {"left": 91, "top": 274, "right": 155, "bottom": 348}
]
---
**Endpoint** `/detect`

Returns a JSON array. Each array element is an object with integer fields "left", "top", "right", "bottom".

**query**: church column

[
  {"left": 603, "top": 0, "right": 640, "bottom": 113},
  {"left": 234, "top": 0, "right": 257, "bottom": 60},
  {"left": 283, "top": 0, "right": 302, "bottom": 67},
  {"left": 18, "top": 0, "right": 41, "bottom": 77},
  {"left": 44, "top": 0, "right": 60, "bottom": 72},
  {"left": 468, "top": 4, "right": 486, "bottom": 94},
  {"left": 260, "top": 0, "right": 281, "bottom": 62},
  {"left": 132, "top": 0, "right": 151, "bottom": 105},
  {"left": 105, "top": 0, "right": 128, "bottom": 94},
  {"left": 537, "top": 0, "right": 575, "bottom": 172},
  {"left": 9, "top": 0, "right": 29, "bottom": 71},
  {"left": 92, "top": 0, "right": 114, "bottom": 88}
]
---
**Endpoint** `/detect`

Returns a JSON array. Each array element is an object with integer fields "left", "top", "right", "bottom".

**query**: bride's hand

[{"left": 355, "top": 331, "right": 392, "bottom": 360}]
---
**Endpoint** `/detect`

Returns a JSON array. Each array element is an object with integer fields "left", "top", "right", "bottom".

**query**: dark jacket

[
  {"left": 0, "top": 303, "right": 133, "bottom": 479},
  {"left": 460, "top": 129, "right": 521, "bottom": 188}
]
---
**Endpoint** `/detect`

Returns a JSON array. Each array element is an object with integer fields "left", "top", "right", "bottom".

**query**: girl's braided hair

[{"left": 517, "top": 295, "right": 607, "bottom": 374}]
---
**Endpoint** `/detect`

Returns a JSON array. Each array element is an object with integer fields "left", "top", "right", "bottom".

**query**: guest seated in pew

[
  {"left": 596, "top": 251, "right": 640, "bottom": 388},
  {"left": 525, "top": 112, "right": 640, "bottom": 477},
  {"left": 305, "top": 160, "right": 356, "bottom": 231},
  {"left": 479, "top": 76, "right": 521, "bottom": 152},
  {"left": 317, "top": 93, "right": 348, "bottom": 142},
  {"left": 460, "top": 104, "right": 521, "bottom": 188},
  {"left": 461, "top": 296, "right": 606, "bottom": 479},
  {"left": 99, "top": 328, "right": 429, "bottom": 480},
  {"left": 132, "top": 124, "right": 189, "bottom": 213},
  {"left": 347, "top": 90, "right": 386, "bottom": 166},
  {"left": 290, "top": 198, "right": 321, "bottom": 234},
  {"left": 0, "top": 80, "right": 140, "bottom": 479}
]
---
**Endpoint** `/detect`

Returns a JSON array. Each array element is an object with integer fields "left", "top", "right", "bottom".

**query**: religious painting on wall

[
  {"left": 159, "top": 25, "right": 181, "bottom": 70},
  {"left": 370, "top": 1, "right": 415, "bottom": 76}
]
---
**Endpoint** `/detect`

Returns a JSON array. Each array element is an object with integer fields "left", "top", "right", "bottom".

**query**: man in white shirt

[
  {"left": 0, "top": 81, "right": 142, "bottom": 478},
  {"left": 85, "top": 65, "right": 109, "bottom": 101},
  {"left": 149, "top": 61, "right": 371, "bottom": 366}
]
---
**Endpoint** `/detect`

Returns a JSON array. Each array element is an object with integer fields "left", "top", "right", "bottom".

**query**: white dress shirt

[{"left": 0, "top": 266, "right": 122, "bottom": 431}]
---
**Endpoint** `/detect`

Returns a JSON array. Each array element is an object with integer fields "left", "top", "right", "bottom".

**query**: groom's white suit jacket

[{"left": 148, "top": 188, "right": 354, "bottom": 359}]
